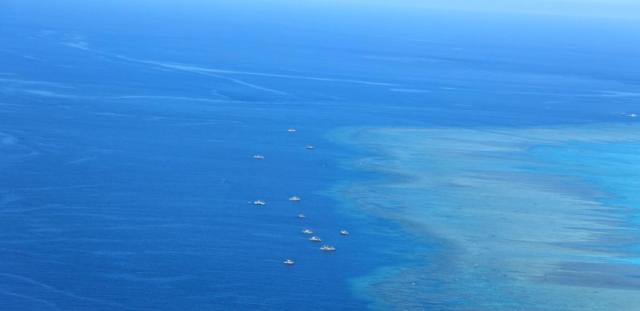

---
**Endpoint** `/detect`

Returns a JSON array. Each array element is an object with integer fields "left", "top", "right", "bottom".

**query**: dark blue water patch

[{"left": 0, "top": 89, "right": 412, "bottom": 310}]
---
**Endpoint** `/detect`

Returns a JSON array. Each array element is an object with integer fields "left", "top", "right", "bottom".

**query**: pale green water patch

[{"left": 333, "top": 123, "right": 640, "bottom": 310}]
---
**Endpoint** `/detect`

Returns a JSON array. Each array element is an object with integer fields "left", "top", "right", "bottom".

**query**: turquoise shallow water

[
  {"left": 529, "top": 142, "right": 640, "bottom": 263},
  {"left": 529, "top": 142, "right": 640, "bottom": 213},
  {"left": 335, "top": 125, "right": 640, "bottom": 310}
]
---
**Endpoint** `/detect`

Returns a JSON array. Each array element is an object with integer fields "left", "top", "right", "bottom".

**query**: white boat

[
  {"left": 629, "top": 113, "right": 638, "bottom": 118},
  {"left": 252, "top": 154, "right": 265, "bottom": 160},
  {"left": 309, "top": 236, "right": 322, "bottom": 242},
  {"left": 302, "top": 229, "right": 313, "bottom": 234},
  {"left": 297, "top": 214, "right": 305, "bottom": 219},
  {"left": 320, "top": 245, "right": 336, "bottom": 252},
  {"left": 288, "top": 128, "right": 297, "bottom": 133},
  {"left": 305, "top": 145, "right": 315, "bottom": 150},
  {"left": 289, "top": 196, "right": 301, "bottom": 202},
  {"left": 340, "top": 230, "right": 350, "bottom": 236},
  {"left": 283, "top": 259, "right": 295, "bottom": 265},
  {"left": 253, "top": 200, "right": 266, "bottom": 206}
]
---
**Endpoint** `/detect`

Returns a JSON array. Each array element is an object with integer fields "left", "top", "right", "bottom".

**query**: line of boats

[
  {"left": 283, "top": 206, "right": 348, "bottom": 265},
  {"left": 251, "top": 128, "right": 349, "bottom": 266}
]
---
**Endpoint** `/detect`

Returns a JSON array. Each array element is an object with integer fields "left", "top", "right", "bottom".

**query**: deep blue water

[{"left": 1, "top": 1, "right": 639, "bottom": 310}]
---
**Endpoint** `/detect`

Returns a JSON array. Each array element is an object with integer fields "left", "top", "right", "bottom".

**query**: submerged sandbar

[{"left": 334, "top": 124, "right": 640, "bottom": 310}]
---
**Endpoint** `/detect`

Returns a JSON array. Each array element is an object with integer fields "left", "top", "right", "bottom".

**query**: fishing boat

[
  {"left": 320, "top": 245, "right": 336, "bottom": 252},
  {"left": 289, "top": 196, "right": 301, "bottom": 202},
  {"left": 309, "top": 236, "right": 322, "bottom": 242}
]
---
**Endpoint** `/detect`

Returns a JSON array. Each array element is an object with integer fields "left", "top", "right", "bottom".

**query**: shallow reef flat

[{"left": 334, "top": 123, "right": 640, "bottom": 310}]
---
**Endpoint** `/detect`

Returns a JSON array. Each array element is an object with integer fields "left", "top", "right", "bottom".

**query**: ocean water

[{"left": 1, "top": 1, "right": 639, "bottom": 310}]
